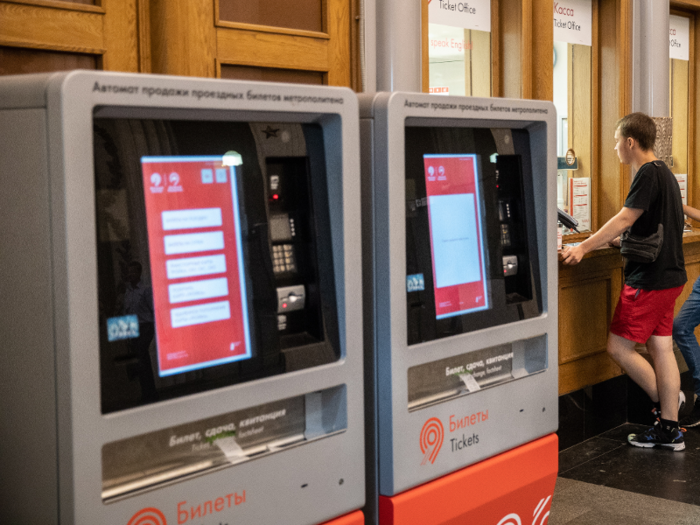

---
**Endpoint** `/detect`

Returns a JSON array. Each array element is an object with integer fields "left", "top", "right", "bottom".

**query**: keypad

[{"left": 272, "top": 244, "right": 296, "bottom": 273}]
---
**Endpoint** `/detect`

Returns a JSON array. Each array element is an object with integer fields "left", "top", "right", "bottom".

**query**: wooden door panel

[
  {"left": 0, "top": 1, "right": 104, "bottom": 53},
  {"left": 217, "top": 28, "right": 329, "bottom": 72},
  {"left": 0, "top": 45, "right": 97, "bottom": 75},
  {"left": 218, "top": 0, "right": 323, "bottom": 33},
  {"left": 221, "top": 65, "right": 324, "bottom": 85}
]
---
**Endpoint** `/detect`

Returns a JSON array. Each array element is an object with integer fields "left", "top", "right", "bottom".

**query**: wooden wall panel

[
  {"left": 221, "top": 65, "right": 324, "bottom": 85},
  {"left": 0, "top": 46, "right": 97, "bottom": 75},
  {"left": 150, "top": 0, "right": 216, "bottom": 78},
  {"left": 217, "top": 29, "right": 329, "bottom": 72},
  {"left": 559, "top": 273, "right": 617, "bottom": 364},
  {"left": 101, "top": 0, "right": 140, "bottom": 72},
  {"left": 499, "top": 0, "right": 523, "bottom": 98},
  {"left": 531, "top": 0, "right": 553, "bottom": 100},
  {"left": 0, "top": 2, "right": 104, "bottom": 53},
  {"left": 326, "top": 0, "right": 350, "bottom": 86},
  {"left": 558, "top": 249, "right": 624, "bottom": 395},
  {"left": 218, "top": 0, "right": 323, "bottom": 33}
]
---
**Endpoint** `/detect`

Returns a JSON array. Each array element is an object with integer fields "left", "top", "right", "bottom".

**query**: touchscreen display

[
  {"left": 423, "top": 154, "right": 488, "bottom": 318},
  {"left": 94, "top": 115, "right": 339, "bottom": 414},
  {"left": 404, "top": 126, "right": 542, "bottom": 346},
  {"left": 140, "top": 157, "right": 252, "bottom": 376}
]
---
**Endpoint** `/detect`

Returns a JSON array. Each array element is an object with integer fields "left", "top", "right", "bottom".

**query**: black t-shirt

[{"left": 623, "top": 160, "right": 686, "bottom": 290}]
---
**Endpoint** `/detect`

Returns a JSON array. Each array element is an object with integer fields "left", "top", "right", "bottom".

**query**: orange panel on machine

[
  {"left": 379, "top": 434, "right": 558, "bottom": 525},
  {"left": 320, "top": 510, "right": 364, "bottom": 525}
]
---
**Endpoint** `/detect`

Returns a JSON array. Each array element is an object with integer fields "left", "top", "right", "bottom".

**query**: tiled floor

[{"left": 550, "top": 424, "right": 700, "bottom": 523}]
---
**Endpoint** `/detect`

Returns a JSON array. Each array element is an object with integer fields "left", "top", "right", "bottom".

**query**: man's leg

[
  {"left": 647, "top": 335, "right": 681, "bottom": 422},
  {"left": 607, "top": 332, "right": 659, "bottom": 402},
  {"left": 673, "top": 277, "right": 700, "bottom": 402}
]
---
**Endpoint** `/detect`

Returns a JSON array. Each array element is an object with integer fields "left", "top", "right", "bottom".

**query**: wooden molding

[
  {"left": 2, "top": 0, "right": 104, "bottom": 14},
  {"left": 215, "top": 20, "right": 330, "bottom": 40},
  {"left": 150, "top": 0, "right": 216, "bottom": 78},
  {"left": 421, "top": 0, "right": 429, "bottom": 93},
  {"left": 101, "top": 0, "right": 140, "bottom": 72},
  {"left": 0, "top": 2, "right": 104, "bottom": 54},
  {"left": 672, "top": 0, "right": 700, "bottom": 10}
]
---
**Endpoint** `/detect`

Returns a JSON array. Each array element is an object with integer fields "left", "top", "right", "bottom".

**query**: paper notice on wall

[
  {"left": 568, "top": 177, "right": 591, "bottom": 231},
  {"left": 676, "top": 174, "right": 688, "bottom": 206},
  {"left": 429, "top": 0, "right": 491, "bottom": 31},
  {"left": 670, "top": 15, "right": 690, "bottom": 61},
  {"left": 553, "top": 0, "right": 592, "bottom": 46},
  {"left": 429, "top": 87, "right": 450, "bottom": 96}
]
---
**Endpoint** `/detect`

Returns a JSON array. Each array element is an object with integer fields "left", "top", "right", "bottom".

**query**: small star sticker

[{"left": 262, "top": 126, "right": 280, "bottom": 139}]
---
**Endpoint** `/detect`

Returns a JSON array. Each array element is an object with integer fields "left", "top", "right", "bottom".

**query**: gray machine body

[
  {"left": 360, "top": 92, "right": 559, "bottom": 507},
  {"left": 0, "top": 71, "right": 364, "bottom": 525}
]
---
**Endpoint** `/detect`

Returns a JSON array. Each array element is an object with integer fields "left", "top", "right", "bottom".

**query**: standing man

[
  {"left": 673, "top": 205, "right": 700, "bottom": 427},
  {"left": 562, "top": 113, "right": 687, "bottom": 451}
]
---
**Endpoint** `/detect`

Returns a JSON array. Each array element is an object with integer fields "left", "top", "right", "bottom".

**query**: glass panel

[
  {"left": 405, "top": 126, "right": 542, "bottom": 346},
  {"left": 670, "top": 59, "right": 689, "bottom": 204},
  {"left": 221, "top": 65, "right": 324, "bottom": 85},
  {"left": 94, "top": 112, "right": 340, "bottom": 414},
  {"left": 553, "top": 41, "right": 593, "bottom": 233},
  {"left": 407, "top": 335, "right": 547, "bottom": 411},
  {"left": 218, "top": 0, "right": 322, "bottom": 33},
  {"left": 102, "top": 385, "right": 346, "bottom": 501},
  {"left": 0, "top": 47, "right": 98, "bottom": 76},
  {"left": 428, "top": 25, "right": 492, "bottom": 97}
]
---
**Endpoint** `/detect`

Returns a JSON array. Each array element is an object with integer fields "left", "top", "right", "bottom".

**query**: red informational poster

[
  {"left": 423, "top": 154, "right": 489, "bottom": 319},
  {"left": 141, "top": 156, "right": 251, "bottom": 376}
]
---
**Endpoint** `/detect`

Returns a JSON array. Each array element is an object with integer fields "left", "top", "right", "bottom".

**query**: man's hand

[
  {"left": 608, "top": 236, "right": 621, "bottom": 248},
  {"left": 561, "top": 244, "right": 585, "bottom": 265}
]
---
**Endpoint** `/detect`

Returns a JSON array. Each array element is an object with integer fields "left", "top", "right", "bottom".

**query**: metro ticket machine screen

[
  {"left": 423, "top": 154, "right": 489, "bottom": 319},
  {"left": 405, "top": 126, "right": 543, "bottom": 345},
  {"left": 93, "top": 114, "right": 340, "bottom": 414}
]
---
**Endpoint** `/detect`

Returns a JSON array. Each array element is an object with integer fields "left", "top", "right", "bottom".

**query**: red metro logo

[
  {"left": 420, "top": 417, "right": 445, "bottom": 465},
  {"left": 127, "top": 507, "right": 167, "bottom": 525}
]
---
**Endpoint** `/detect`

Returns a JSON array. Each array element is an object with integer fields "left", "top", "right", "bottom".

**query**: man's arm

[
  {"left": 561, "top": 206, "right": 644, "bottom": 265},
  {"left": 684, "top": 205, "right": 700, "bottom": 223}
]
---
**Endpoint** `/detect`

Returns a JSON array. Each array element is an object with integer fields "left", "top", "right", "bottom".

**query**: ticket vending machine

[
  {"left": 0, "top": 71, "right": 364, "bottom": 525},
  {"left": 360, "top": 93, "right": 559, "bottom": 525}
]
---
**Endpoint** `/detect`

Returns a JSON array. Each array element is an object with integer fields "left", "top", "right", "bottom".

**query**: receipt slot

[
  {"left": 360, "top": 93, "right": 558, "bottom": 525},
  {"left": 0, "top": 71, "right": 364, "bottom": 525}
]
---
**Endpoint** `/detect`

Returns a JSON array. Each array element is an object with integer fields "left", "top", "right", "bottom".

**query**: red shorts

[{"left": 610, "top": 284, "right": 684, "bottom": 343}]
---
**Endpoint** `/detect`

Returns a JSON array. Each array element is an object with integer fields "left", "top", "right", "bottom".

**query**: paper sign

[
  {"left": 676, "top": 174, "right": 688, "bottom": 206},
  {"left": 429, "top": 0, "right": 491, "bottom": 32},
  {"left": 670, "top": 15, "right": 690, "bottom": 61},
  {"left": 459, "top": 373, "right": 482, "bottom": 392},
  {"left": 429, "top": 87, "right": 450, "bottom": 96},
  {"left": 568, "top": 177, "right": 591, "bottom": 231},
  {"left": 553, "top": 0, "right": 592, "bottom": 46}
]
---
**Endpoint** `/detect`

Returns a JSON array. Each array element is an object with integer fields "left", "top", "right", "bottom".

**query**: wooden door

[
  {"left": 150, "top": 0, "right": 351, "bottom": 87},
  {"left": 0, "top": 0, "right": 148, "bottom": 75}
]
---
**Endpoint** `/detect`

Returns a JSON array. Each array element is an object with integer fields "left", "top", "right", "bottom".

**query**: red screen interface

[
  {"left": 141, "top": 156, "right": 252, "bottom": 376},
  {"left": 423, "top": 154, "right": 489, "bottom": 319}
]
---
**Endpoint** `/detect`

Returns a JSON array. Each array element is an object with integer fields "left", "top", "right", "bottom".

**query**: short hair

[{"left": 616, "top": 113, "right": 657, "bottom": 151}]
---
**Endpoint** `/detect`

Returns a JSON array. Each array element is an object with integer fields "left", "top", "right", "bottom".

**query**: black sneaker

[
  {"left": 680, "top": 398, "right": 700, "bottom": 428},
  {"left": 651, "top": 391, "right": 686, "bottom": 424},
  {"left": 628, "top": 424, "right": 685, "bottom": 451}
]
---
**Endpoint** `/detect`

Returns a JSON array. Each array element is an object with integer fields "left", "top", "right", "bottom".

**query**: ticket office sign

[
  {"left": 141, "top": 156, "right": 252, "bottom": 376},
  {"left": 423, "top": 154, "right": 489, "bottom": 319}
]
